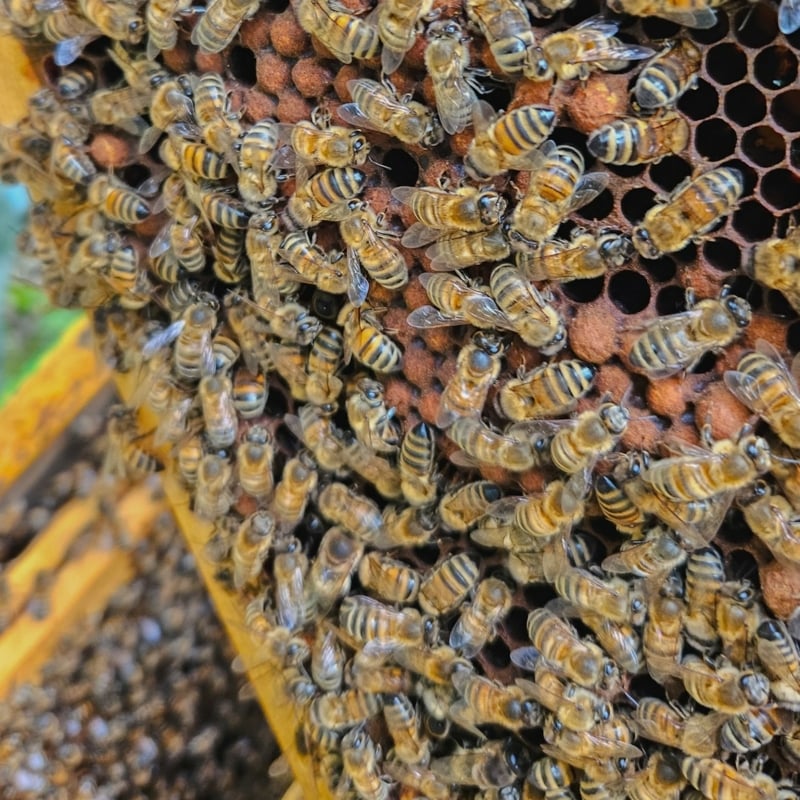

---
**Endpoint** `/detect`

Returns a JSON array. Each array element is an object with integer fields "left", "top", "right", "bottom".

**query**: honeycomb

[{"left": 4, "top": 0, "right": 800, "bottom": 795}]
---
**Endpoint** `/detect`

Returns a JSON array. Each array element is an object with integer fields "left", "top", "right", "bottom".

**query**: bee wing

[
  {"left": 54, "top": 35, "right": 97, "bottom": 67},
  {"left": 509, "top": 645, "right": 542, "bottom": 672},
  {"left": 780, "top": 0, "right": 800, "bottom": 33},
  {"left": 561, "top": 470, "right": 591, "bottom": 513},
  {"left": 570, "top": 15, "right": 619, "bottom": 36},
  {"left": 275, "top": 568, "right": 305, "bottom": 632},
  {"left": 567, "top": 171, "right": 610, "bottom": 215},
  {"left": 571, "top": 43, "right": 655, "bottom": 64},
  {"left": 486, "top": 495, "right": 527, "bottom": 523},
  {"left": 657, "top": 7, "right": 716, "bottom": 27},
  {"left": 471, "top": 99, "right": 497, "bottom": 135},
  {"left": 141, "top": 319, "right": 185, "bottom": 359},
  {"left": 723, "top": 369, "right": 772, "bottom": 414},
  {"left": 337, "top": 102, "right": 384, "bottom": 134},
  {"left": 407, "top": 305, "right": 465, "bottom": 328},
  {"left": 435, "top": 77, "right": 475, "bottom": 135},
  {"left": 381, "top": 45, "right": 408, "bottom": 76},
  {"left": 149, "top": 221, "right": 174, "bottom": 259},
  {"left": 469, "top": 522, "right": 513, "bottom": 548},
  {"left": 345, "top": 248, "right": 370, "bottom": 307},
  {"left": 401, "top": 222, "right": 442, "bottom": 249}
]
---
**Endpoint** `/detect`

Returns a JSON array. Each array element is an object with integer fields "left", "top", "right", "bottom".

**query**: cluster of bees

[{"left": 4, "top": 0, "right": 800, "bottom": 796}]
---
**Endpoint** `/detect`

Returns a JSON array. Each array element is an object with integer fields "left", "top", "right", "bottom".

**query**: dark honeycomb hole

[
  {"left": 415, "top": 544, "right": 442, "bottom": 566},
  {"left": 504, "top": 606, "right": 530, "bottom": 642},
  {"left": 261, "top": 0, "right": 290, "bottom": 10},
  {"left": 641, "top": 17, "right": 681, "bottom": 40},
  {"left": 695, "top": 119, "right": 737, "bottom": 161},
  {"left": 383, "top": 149, "right": 419, "bottom": 186},
  {"left": 690, "top": 351, "right": 717, "bottom": 374},
  {"left": 761, "top": 169, "right": 800, "bottom": 210},
  {"left": 754, "top": 45, "right": 798, "bottom": 90},
  {"left": 609, "top": 271, "right": 650, "bottom": 314},
  {"left": 772, "top": 90, "right": 800, "bottom": 132},
  {"left": 122, "top": 164, "right": 151, "bottom": 187},
  {"left": 561, "top": 277, "right": 605, "bottom": 303},
  {"left": 727, "top": 275, "right": 763, "bottom": 309},
  {"left": 688, "top": 10, "right": 730, "bottom": 43},
  {"left": 642, "top": 256, "right": 676, "bottom": 283},
  {"left": 481, "top": 638, "right": 510, "bottom": 670},
  {"left": 85, "top": 37, "right": 111, "bottom": 57},
  {"left": 788, "top": 320, "right": 800, "bottom": 353},
  {"left": 678, "top": 78, "right": 718, "bottom": 121},
  {"left": 791, "top": 139, "right": 800, "bottom": 169},
  {"left": 727, "top": 548, "right": 759, "bottom": 582},
  {"left": 724, "top": 84, "right": 767, "bottom": 126},
  {"left": 732, "top": 199, "right": 774, "bottom": 242},
  {"left": 741, "top": 126, "right": 785, "bottom": 167},
  {"left": 719, "top": 508, "right": 754, "bottom": 545},
  {"left": 648, "top": 156, "right": 693, "bottom": 193},
  {"left": 621, "top": 187, "right": 655, "bottom": 225},
  {"left": 734, "top": 3, "right": 778, "bottom": 47},
  {"left": 100, "top": 56, "right": 124, "bottom": 86},
  {"left": 767, "top": 289, "right": 797, "bottom": 318},
  {"left": 656, "top": 284, "right": 688, "bottom": 315},
  {"left": 481, "top": 84, "right": 513, "bottom": 113},
  {"left": 310, "top": 289, "right": 341, "bottom": 321},
  {"left": 706, "top": 42, "right": 747, "bottom": 84},
  {"left": 229, "top": 46, "right": 257, "bottom": 84},
  {"left": 575, "top": 189, "right": 613, "bottom": 222},
  {"left": 264, "top": 388, "right": 288, "bottom": 417},
  {"left": 673, "top": 242, "right": 697, "bottom": 264},
  {"left": 549, "top": 125, "right": 589, "bottom": 156},
  {"left": 703, "top": 238, "right": 740, "bottom": 272},
  {"left": 604, "top": 162, "right": 647, "bottom": 180}
]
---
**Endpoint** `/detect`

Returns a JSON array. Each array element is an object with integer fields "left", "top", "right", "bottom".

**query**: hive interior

[{"left": 4, "top": 0, "right": 800, "bottom": 796}]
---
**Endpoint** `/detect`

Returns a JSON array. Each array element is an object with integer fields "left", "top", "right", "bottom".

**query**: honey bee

[
  {"left": 725, "top": 340, "right": 800, "bottom": 449},
  {"left": 755, "top": 619, "right": 800, "bottom": 706},
  {"left": 307, "top": 527, "right": 363, "bottom": 614},
  {"left": 308, "top": 623, "right": 345, "bottom": 694},
  {"left": 383, "top": 761, "right": 451, "bottom": 800},
  {"left": 516, "top": 668, "right": 609, "bottom": 732},
  {"left": 285, "top": 166, "right": 366, "bottom": 231},
  {"left": 339, "top": 78, "right": 443, "bottom": 148},
  {"left": 395, "top": 183, "right": 506, "bottom": 248},
  {"left": 339, "top": 594, "right": 430, "bottom": 649},
  {"left": 192, "top": 73, "right": 242, "bottom": 161},
  {"left": 740, "top": 483, "right": 800, "bottom": 566},
  {"left": 310, "top": 690, "right": 384, "bottom": 732},
  {"left": 161, "top": 134, "right": 229, "bottom": 180},
  {"left": 337, "top": 303, "right": 404, "bottom": 374},
  {"left": 383, "top": 694, "right": 430, "bottom": 765},
  {"left": 78, "top": 0, "right": 145, "bottom": 43},
  {"left": 170, "top": 301, "right": 217, "bottom": 381},
  {"left": 449, "top": 578, "right": 512, "bottom": 658},
  {"left": 190, "top": 0, "right": 259, "bottom": 52},
  {"left": 448, "top": 417, "right": 548, "bottom": 473},
  {"left": 357, "top": 551, "right": 420, "bottom": 605},
  {"left": 88, "top": 174, "right": 152, "bottom": 224},
  {"left": 633, "top": 167, "right": 744, "bottom": 259},
  {"left": 749, "top": 226, "right": 800, "bottom": 315},
  {"left": 628, "top": 752, "right": 687, "bottom": 800},
  {"left": 89, "top": 86, "right": 148, "bottom": 135},
  {"left": 513, "top": 607, "right": 611, "bottom": 689},
  {"left": 506, "top": 143, "right": 608, "bottom": 251},
  {"left": 719, "top": 706, "right": 790, "bottom": 755},
  {"left": 339, "top": 200, "right": 408, "bottom": 292},
  {"left": 231, "top": 510, "right": 275, "bottom": 589},
  {"left": 633, "top": 40, "right": 703, "bottom": 110},
  {"left": 176, "top": 434, "right": 203, "bottom": 487},
  {"left": 717, "top": 580, "right": 761, "bottom": 667},
  {"left": 237, "top": 119, "right": 280, "bottom": 208},
  {"left": 439, "top": 480, "right": 501, "bottom": 533},
  {"left": 194, "top": 454, "right": 234, "bottom": 520},
  {"left": 629, "top": 287, "right": 751, "bottom": 378},
  {"left": 430, "top": 739, "right": 531, "bottom": 790},
  {"left": 681, "top": 756, "right": 783, "bottom": 800},
  {"left": 375, "top": 505, "right": 436, "bottom": 549},
  {"left": 529, "top": 16, "right": 654, "bottom": 82},
  {"left": 554, "top": 566, "right": 647, "bottom": 627},
  {"left": 398, "top": 422, "right": 437, "bottom": 507},
  {"left": 679, "top": 655, "right": 771, "bottom": 712},
  {"left": 141, "top": 74, "right": 195, "bottom": 151},
  {"left": 632, "top": 698, "right": 716, "bottom": 758},
  {"left": 306, "top": 326, "right": 345, "bottom": 408},
  {"left": 424, "top": 20, "right": 484, "bottom": 136},
  {"left": 145, "top": 0, "right": 192, "bottom": 57},
  {"left": 543, "top": 717, "right": 643, "bottom": 771},
  {"left": 375, "top": 0, "right": 432, "bottom": 73},
  {"left": 426, "top": 228, "right": 511, "bottom": 271},
  {"left": 436, "top": 332, "right": 504, "bottom": 429},
  {"left": 464, "top": 0, "right": 538, "bottom": 79},
  {"left": 587, "top": 112, "right": 690, "bottom": 166},
  {"left": 345, "top": 377, "right": 401, "bottom": 454},
  {"left": 213, "top": 227, "right": 247, "bottom": 284},
  {"left": 680, "top": 545, "right": 725, "bottom": 652},
  {"left": 273, "top": 538, "right": 312, "bottom": 632},
  {"left": 607, "top": 0, "right": 719, "bottom": 30},
  {"left": 188, "top": 181, "right": 252, "bottom": 230},
  {"left": 602, "top": 529, "right": 686, "bottom": 580},
  {"left": 465, "top": 101, "right": 556, "bottom": 181},
  {"left": 105, "top": 405, "right": 163, "bottom": 478},
  {"left": 246, "top": 211, "right": 296, "bottom": 305},
  {"left": 236, "top": 425, "right": 274, "bottom": 500},
  {"left": 198, "top": 374, "right": 237, "bottom": 449},
  {"left": 498, "top": 360, "right": 595, "bottom": 422},
  {"left": 317, "top": 481, "right": 384, "bottom": 544},
  {"left": 418, "top": 553, "right": 479, "bottom": 617},
  {"left": 41, "top": 7, "right": 99, "bottom": 68},
  {"left": 284, "top": 405, "right": 347, "bottom": 473},
  {"left": 292, "top": 0, "right": 380, "bottom": 64},
  {"left": 271, "top": 451, "right": 319, "bottom": 533},
  {"left": 341, "top": 726, "right": 391, "bottom": 800}
]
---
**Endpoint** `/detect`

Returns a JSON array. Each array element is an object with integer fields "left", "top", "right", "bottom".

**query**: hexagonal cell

[
  {"left": 688, "top": 11, "right": 730, "bottom": 44},
  {"left": 561, "top": 277, "right": 605, "bottom": 304},
  {"left": 229, "top": 46, "right": 257, "bottom": 84},
  {"left": 678, "top": 77, "right": 719, "bottom": 121},
  {"left": 732, "top": 199, "right": 775, "bottom": 242},
  {"left": 648, "top": 155, "right": 693, "bottom": 193},
  {"left": 754, "top": 45, "right": 798, "bottom": 90},
  {"left": 761, "top": 168, "right": 800, "bottom": 210},
  {"left": 703, "top": 238, "right": 741, "bottom": 272},
  {"left": 741, "top": 125, "right": 786, "bottom": 167},
  {"left": 695, "top": 118, "right": 737, "bottom": 161},
  {"left": 621, "top": 187, "right": 656, "bottom": 225},
  {"left": 734, "top": 3, "right": 779, "bottom": 47},
  {"left": 724, "top": 84, "right": 767, "bottom": 126},
  {"left": 382, "top": 149, "right": 419, "bottom": 187},
  {"left": 609, "top": 271, "right": 651, "bottom": 314},
  {"left": 656, "top": 284, "right": 688, "bottom": 315},
  {"left": 706, "top": 42, "right": 747, "bottom": 84},
  {"left": 575, "top": 189, "right": 614, "bottom": 222},
  {"left": 641, "top": 256, "right": 676, "bottom": 283},
  {"left": 771, "top": 89, "right": 800, "bottom": 132}
]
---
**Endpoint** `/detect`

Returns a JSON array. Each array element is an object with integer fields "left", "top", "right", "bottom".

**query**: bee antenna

[{"left": 367, "top": 153, "right": 389, "bottom": 170}]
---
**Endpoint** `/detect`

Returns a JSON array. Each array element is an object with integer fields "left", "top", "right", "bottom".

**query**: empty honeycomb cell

[
  {"left": 767, "top": 289, "right": 797, "bottom": 318},
  {"left": 561, "top": 277, "right": 605, "bottom": 304},
  {"left": 719, "top": 509, "right": 754, "bottom": 545},
  {"left": 609, "top": 271, "right": 650, "bottom": 314},
  {"left": 695, "top": 118, "right": 738, "bottom": 161},
  {"left": 641, "top": 256, "right": 676, "bottom": 283},
  {"left": 229, "top": 47, "right": 257, "bottom": 85},
  {"left": 727, "top": 548, "right": 760, "bottom": 583},
  {"left": 706, "top": 42, "right": 747, "bottom": 84},
  {"left": 754, "top": 45, "right": 798, "bottom": 90},
  {"left": 728, "top": 275, "right": 763, "bottom": 309},
  {"left": 656, "top": 284, "right": 688, "bottom": 315},
  {"left": 772, "top": 90, "right": 800, "bottom": 133},
  {"left": 734, "top": 3, "right": 778, "bottom": 48},
  {"left": 604, "top": 162, "right": 647, "bottom": 180},
  {"left": 640, "top": 17, "right": 681, "bottom": 41},
  {"left": 648, "top": 155, "right": 693, "bottom": 193},
  {"left": 791, "top": 139, "right": 800, "bottom": 169},
  {"left": 678, "top": 77, "right": 719, "bottom": 121},
  {"left": 620, "top": 187, "right": 655, "bottom": 225},
  {"left": 575, "top": 189, "right": 613, "bottom": 222},
  {"left": 742, "top": 125, "right": 786, "bottom": 167},
  {"left": 382, "top": 150, "right": 419, "bottom": 187},
  {"left": 761, "top": 168, "right": 800, "bottom": 210},
  {"left": 688, "top": 11, "right": 730, "bottom": 43},
  {"left": 725, "top": 84, "right": 767, "bottom": 126},
  {"left": 703, "top": 238, "right": 740, "bottom": 272},
  {"left": 787, "top": 320, "right": 800, "bottom": 352}
]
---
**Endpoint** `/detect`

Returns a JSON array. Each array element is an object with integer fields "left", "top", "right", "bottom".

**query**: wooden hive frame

[{"left": 0, "top": 42, "right": 325, "bottom": 800}]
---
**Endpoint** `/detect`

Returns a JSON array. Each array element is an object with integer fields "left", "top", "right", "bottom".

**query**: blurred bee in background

[
  {"left": 464, "top": 0, "right": 538, "bottom": 79},
  {"left": 341, "top": 727, "right": 391, "bottom": 800},
  {"left": 89, "top": 86, "right": 149, "bottom": 136},
  {"left": 55, "top": 64, "right": 96, "bottom": 100},
  {"left": 192, "top": 73, "right": 242, "bottom": 163},
  {"left": 377, "top": 0, "right": 433, "bottom": 74},
  {"left": 436, "top": 331, "right": 504, "bottom": 429},
  {"left": 739, "top": 482, "right": 800, "bottom": 566},
  {"left": 198, "top": 374, "right": 237, "bottom": 449},
  {"left": 606, "top": 0, "right": 720, "bottom": 29},
  {"left": 527, "top": 16, "right": 654, "bottom": 82},
  {"left": 273, "top": 537, "right": 312, "bottom": 632},
  {"left": 194, "top": 453, "right": 234, "bottom": 521},
  {"left": 78, "top": 0, "right": 145, "bottom": 44},
  {"left": 430, "top": 738, "right": 531, "bottom": 789},
  {"left": 399, "top": 422, "right": 437, "bottom": 507},
  {"left": 88, "top": 174, "right": 153, "bottom": 224},
  {"left": 464, "top": 101, "right": 556, "bottom": 181},
  {"left": 632, "top": 166, "right": 744, "bottom": 259},
  {"left": 383, "top": 761, "right": 451, "bottom": 800},
  {"left": 748, "top": 226, "right": 800, "bottom": 315},
  {"left": 587, "top": 112, "right": 690, "bottom": 165},
  {"left": 633, "top": 40, "right": 703, "bottom": 109},
  {"left": 105, "top": 405, "right": 163, "bottom": 478},
  {"left": 449, "top": 578, "right": 512, "bottom": 658},
  {"left": 339, "top": 78, "right": 443, "bottom": 148},
  {"left": 628, "top": 287, "right": 751, "bottom": 378},
  {"left": 438, "top": 480, "right": 502, "bottom": 533},
  {"left": 292, "top": 0, "right": 380, "bottom": 64},
  {"left": 146, "top": 0, "right": 193, "bottom": 57},
  {"left": 190, "top": 0, "right": 261, "bottom": 53},
  {"left": 780, "top": 0, "right": 800, "bottom": 33},
  {"left": 337, "top": 303, "right": 404, "bottom": 374},
  {"left": 345, "top": 376, "right": 401, "bottom": 453},
  {"left": 231, "top": 510, "right": 275, "bottom": 589},
  {"left": 515, "top": 229, "right": 633, "bottom": 283},
  {"left": 497, "top": 359, "right": 596, "bottom": 422}
]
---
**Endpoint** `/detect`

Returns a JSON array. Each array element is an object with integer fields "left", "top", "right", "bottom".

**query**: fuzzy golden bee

[
  {"left": 587, "top": 112, "right": 690, "bottom": 165},
  {"left": 292, "top": 0, "right": 380, "bottom": 65}
]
